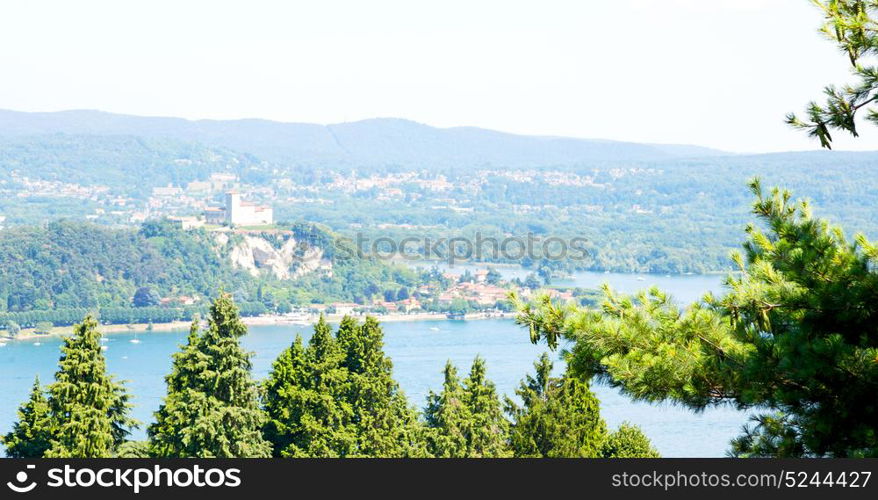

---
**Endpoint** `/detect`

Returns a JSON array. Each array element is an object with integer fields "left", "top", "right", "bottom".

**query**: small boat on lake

[{"left": 281, "top": 312, "right": 313, "bottom": 325}]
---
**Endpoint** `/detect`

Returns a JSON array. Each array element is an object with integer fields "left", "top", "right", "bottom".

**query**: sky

[{"left": 0, "top": 0, "right": 873, "bottom": 153}]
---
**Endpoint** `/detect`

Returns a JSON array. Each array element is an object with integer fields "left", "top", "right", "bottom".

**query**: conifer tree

[
  {"left": 423, "top": 362, "right": 470, "bottom": 457},
  {"left": 462, "top": 357, "right": 512, "bottom": 457},
  {"left": 45, "top": 316, "right": 137, "bottom": 458},
  {"left": 262, "top": 335, "right": 309, "bottom": 456},
  {"left": 2, "top": 377, "right": 53, "bottom": 458},
  {"left": 263, "top": 315, "right": 425, "bottom": 457},
  {"left": 424, "top": 357, "right": 511, "bottom": 457},
  {"left": 297, "top": 315, "right": 356, "bottom": 456},
  {"left": 263, "top": 316, "right": 355, "bottom": 457},
  {"left": 148, "top": 319, "right": 204, "bottom": 456},
  {"left": 602, "top": 423, "right": 660, "bottom": 459},
  {"left": 506, "top": 354, "right": 609, "bottom": 458},
  {"left": 788, "top": 1, "right": 878, "bottom": 148},
  {"left": 514, "top": 180, "right": 878, "bottom": 457},
  {"left": 339, "top": 316, "right": 426, "bottom": 457},
  {"left": 148, "top": 296, "right": 271, "bottom": 457},
  {"left": 115, "top": 441, "right": 151, "bottom": 458}
]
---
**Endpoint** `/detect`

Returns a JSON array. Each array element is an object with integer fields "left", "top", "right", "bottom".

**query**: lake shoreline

[
  {"left": 2, "top": 269, "right": 728, "bottom": 344},
  {"left": 3, "top": 311, "right": 513, "bottom": 342}
]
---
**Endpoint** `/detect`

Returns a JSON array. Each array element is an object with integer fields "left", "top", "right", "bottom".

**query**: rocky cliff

[{"left": 214, "top": 232, "right": 332, "bottom": 280}]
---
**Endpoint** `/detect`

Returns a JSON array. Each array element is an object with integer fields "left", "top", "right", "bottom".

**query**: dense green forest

[
  {"left": 0, "top": 219, "right": 435, "bottom": 330},
  {"left": 0, "top": 220, "right": 240, "bottom": 311}
]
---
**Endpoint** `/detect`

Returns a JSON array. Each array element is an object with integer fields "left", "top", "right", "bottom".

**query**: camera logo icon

[{"left": 7, "top": 464, "right": 37, "bottom": 493}]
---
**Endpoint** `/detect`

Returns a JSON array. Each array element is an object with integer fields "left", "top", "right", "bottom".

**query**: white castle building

[{"left": 203, "top": 191, "right": 273, "bottom": 226}]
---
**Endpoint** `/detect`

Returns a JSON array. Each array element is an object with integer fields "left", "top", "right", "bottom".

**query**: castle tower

[{"left": 225, "top": 191, "right": 241, "bottom": 225}]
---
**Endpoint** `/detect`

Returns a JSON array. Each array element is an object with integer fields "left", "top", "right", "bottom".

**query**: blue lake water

[
  {"left": 0, "top": 274, "right": 749, "bottom": 457},
  {"left": 408, "top": 261, "right": 729, "bottom": 304}
]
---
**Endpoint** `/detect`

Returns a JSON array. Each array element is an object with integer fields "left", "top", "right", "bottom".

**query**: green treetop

[
  {"left": 602, "top": 423, "right": 661, "bottom": 459},
  {"left": 45, "top": 316, "right": 137, "bottom": 457},
  {"left": 263, "top": 315, "right": 355, "bottom": 457},
  {"left": 506, "top": 354, "right": 607, "bottom": 458},
  {"left": 262, "top": 335, "right": 310, "bottom": 456},
  {"left": 424, "top": 357, "right": 511, "bottom": 457},
  {"left": 423, "top": 362, "right": 470, "bottom": 457},
  {"left": 506, "top": 353, "right": 658, "bottom": 458},
  {"left": 514, "top": 180, "right": 878, "bottom": 457},
  {"left": 788, "top": 1, "right": 878, "bottom": 148},
  {"left": 462, "top": 357, "right": 512, "bottom": 457},
  {"left": 263, "top": 315, "right": 424, "bottom": 457},
  {"left": 337, "top": 316, "right": 426, "bottom": 457},
  {"left": 2, "top": 377, "right": 53, "bottom": 458},
  {"left": 148, "top": 295, "right": 271, "bottom": 458},
  {"left": 3, "top": 318, "right": 136, "bottom": 458}
]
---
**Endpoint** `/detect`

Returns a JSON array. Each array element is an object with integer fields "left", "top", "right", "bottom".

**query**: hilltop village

[{"left": 4, "top": 166, "right": 659, "bottom": 230}]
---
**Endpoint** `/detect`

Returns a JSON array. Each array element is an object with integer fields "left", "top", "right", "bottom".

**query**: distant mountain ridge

[{"left": 0, "top": 109, "right": 727, "bottom": 167}]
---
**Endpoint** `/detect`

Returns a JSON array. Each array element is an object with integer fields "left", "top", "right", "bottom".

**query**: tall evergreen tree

[
  {"left": 506, "top": 354, "right": 608, "bottom": 458},
  {"left": 263, "top": 316, "right": 355, "bottom": 457},
  {"left": 343, "top": 317, "right": 426, "bottom": 457},
  {"left": 297, "top": 315, "right": 356, "bottom": 456},
  {"left": 423, "top": 362, "right": 470, "bottom": 457},
  {"left": 424, "top": 357, "right": 511, "bottom": 457},
  {"left": 263, "top": 316, "right": 425, "bottom": 457},
  {"left": 148, "top": 296, "right": 271, "bottom": 457},
  {"left": 2, "top": 377, "right": 53, "bottom": 458},
  {"left": 462, "top": 357, "right": 512, "bottom": 457},
  {"left": 45, "top": 316, "right": 137, "bottom": 457},
  {"left": 148, "top": 319, "right": 204, "bottom": 456},
  {"left": 262, "top": 335, "right": 310, "bottom": 456}
]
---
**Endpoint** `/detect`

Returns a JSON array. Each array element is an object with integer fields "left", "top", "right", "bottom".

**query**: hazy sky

[{"left": 0, "top": 0, "right": 873, "bottom": 153}]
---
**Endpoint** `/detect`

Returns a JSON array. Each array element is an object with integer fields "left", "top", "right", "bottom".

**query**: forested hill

[
  {"left": 0, "top": 220, "right": 421, "bottom": 322},
  {"left": 0, "top": 109, "right": 724, "bottom": 166},
  {"left": 0, "top": 134, "right": 260, "bottom": 195},
  {"left": 0, "top": 220, "right": 250, "bottom": 313}
]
